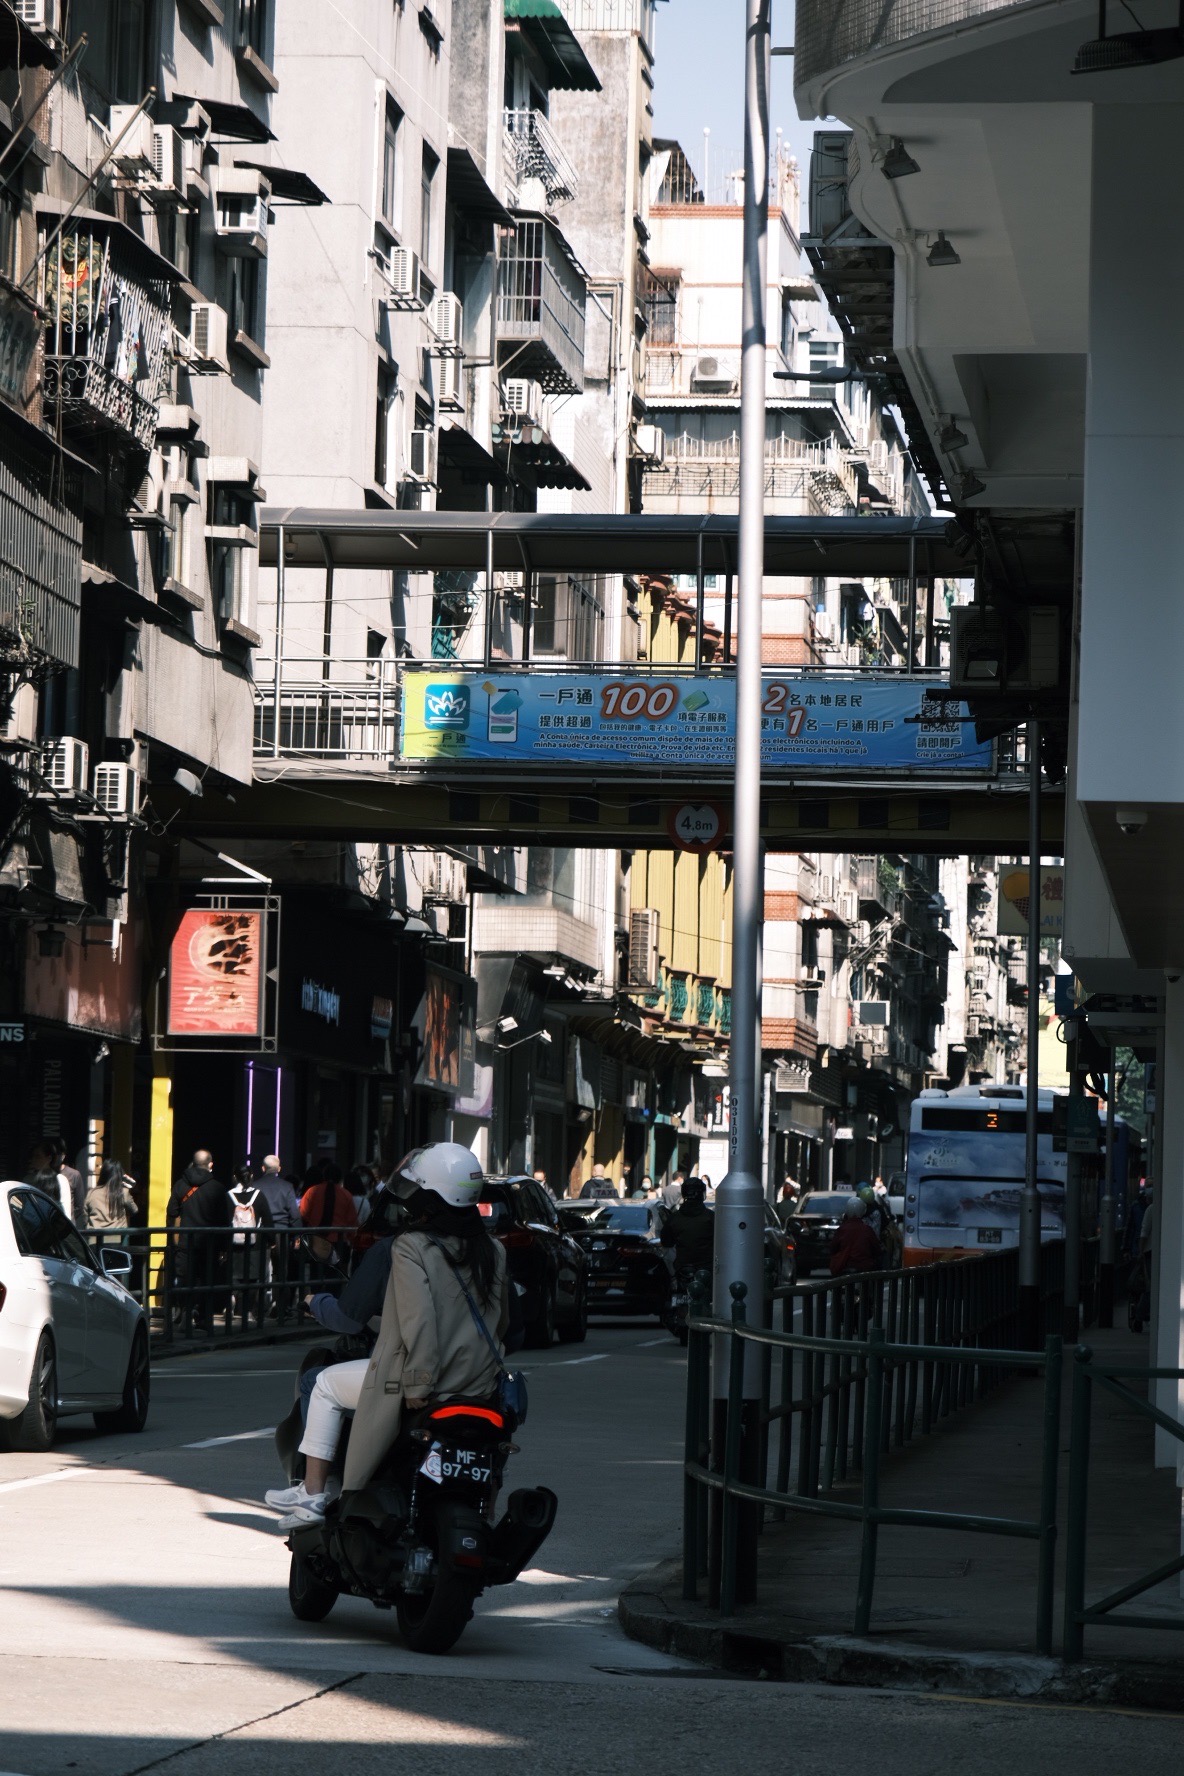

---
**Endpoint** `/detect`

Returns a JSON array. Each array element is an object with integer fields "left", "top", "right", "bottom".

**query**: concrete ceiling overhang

[{"left": 795, "top": 0, "right": 1184, "bottom": 514}]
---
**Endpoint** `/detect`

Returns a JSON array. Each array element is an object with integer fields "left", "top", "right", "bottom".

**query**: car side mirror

[{"left": 99, "top": 1247, "right": 133, "bottom": 1278}]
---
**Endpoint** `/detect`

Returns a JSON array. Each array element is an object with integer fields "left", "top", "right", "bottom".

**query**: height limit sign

[{"left": 668, "top": 802, "right": 726, "bottom": 853}]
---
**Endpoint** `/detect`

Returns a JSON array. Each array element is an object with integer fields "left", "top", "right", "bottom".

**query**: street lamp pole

[{"left": 712, "top": 0, "right": 771, "bottom": 1606}]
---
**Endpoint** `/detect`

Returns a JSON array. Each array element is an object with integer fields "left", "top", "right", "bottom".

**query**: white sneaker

[
  {"left": 277, "top": 1498, "right": 327, "bottom": 1531},
  {"left": 264, "top": 1481, "right": 326, "bottom": 1514}
]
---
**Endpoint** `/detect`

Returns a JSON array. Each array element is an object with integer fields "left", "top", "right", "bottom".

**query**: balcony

[
  {"left": 642, "top": 432, "right": 860, "bottom": 514},
  {"left": 497, "top": 216, "right": 587, "bottom": 395},
  {"left": 38, "top": 217, "right": 175, "bottom": 452},
  {"left": 504, "top": 109, "right": 579, "bottom": 206},
  {"left": 253, "top": 658, "right": 400, "bottom": 760},
  {"left": 795, "top": 1, "right": 1020, "bottom": 85},
  {"left": 0, "top": 425, "right": 82, "bottom": 671}
]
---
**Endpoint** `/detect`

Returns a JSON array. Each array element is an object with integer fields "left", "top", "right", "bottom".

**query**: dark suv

[{"left": 480, "top": 1175, "right": 588, "bottom": 1347}]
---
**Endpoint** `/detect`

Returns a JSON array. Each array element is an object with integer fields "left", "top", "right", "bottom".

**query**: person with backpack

[
  {"left": 299, "top": 1161, "right": 358, "bottom": 1289},
  {"left": 229, "top": 1164, "right": 274, "bottom": 1326}
]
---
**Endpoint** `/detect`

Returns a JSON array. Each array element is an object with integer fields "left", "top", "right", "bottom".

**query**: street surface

[{"left": 0, "top": 1322, "right": 1178, "bottom": 1775}]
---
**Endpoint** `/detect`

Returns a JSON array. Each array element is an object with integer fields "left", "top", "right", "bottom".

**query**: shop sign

[
  {"left": 168, "top": 908, "right": 263, "bottom": 1037},
  {"left": 420, "top": 967, "right": 461, "bottom": 1093},
  {"left": 401, "top": 668, "right": 993, "bottom": 774},
  {"left": 370, "top": 995, "right": 394, "bottom": 1040},
  {"left": 27, "top": 922, "right": 142, "bottom": 1041},
  {"left": 997, "top": 866, "right": 1065, "bottom": 938},
  {"left": 301, "top": 978, "right": 341, "bottom": 1026},
  {"left": 0, "top": 1022, "right": 24, "bottom": 1043}
]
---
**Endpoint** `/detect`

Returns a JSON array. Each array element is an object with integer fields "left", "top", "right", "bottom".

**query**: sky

[{"left": 650, "top": 0, "right": 822, "bottom": 199}]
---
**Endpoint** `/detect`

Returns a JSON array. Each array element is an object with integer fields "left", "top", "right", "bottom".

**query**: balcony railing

[
  {"left": 43, "top": 356, "right": 160, "bottom": 451},
  {"left": 504, "top": 109, "right": 579, "bottom": 205},
  {"left": 497, "top": 216, "right": 587, "bottom": 395},
  {"left": 0, "top": 445, "right": 82, "bottom": 670},
  {"left": 254, "top": 658, "right": 400, "bottom": 760},
  {"left": 795, "top": 1, "right": 1024, "bottom": 87},
  {"left": 643, "top": 432, "right": 862, "bottom": 513}
]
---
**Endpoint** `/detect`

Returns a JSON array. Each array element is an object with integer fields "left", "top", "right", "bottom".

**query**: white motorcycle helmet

[{"left": 390, "top": 1142, "right": 485, "bottom": 1209}]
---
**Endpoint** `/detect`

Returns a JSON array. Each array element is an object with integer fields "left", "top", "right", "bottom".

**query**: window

[
  {"left": 0, "top": 192, "right": 19, "bottom": 281},
  {"left": 381, "top": 98, "right": 402, "bottom": 231},
  {"left": 9, "top": 1190, "right": 56, "bottom": 1257},
  {"left": 238, "top": 0, "right": 269, "bottom": 57},
  {"left": 643, "top": 272, "right": 678, "bottom": 345},
  {"left": 225, "top": 255, "right": 261, "bottom": 342},
  {"left": 420, "top": 145, "right": 438, "bottom": 268},
  {"left": 532, "top": 574, "right": 604, "bottom": 661},
  {"left": 809, "top": 339, "right": 840, "bottom": 396},
  {"left": 374, "top": 364, "right": 396, "bottom": 487},
  {"left": 207, "top": 486, "right": 256, "bottom": 630}
]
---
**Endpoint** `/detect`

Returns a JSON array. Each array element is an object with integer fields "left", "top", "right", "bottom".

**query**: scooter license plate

[
  {"left": 419, "top": 1440, "right": 494, "bottom": 1487},
  {"left": 670, "top": 1294, "right": 689, "bottom": 1308}
]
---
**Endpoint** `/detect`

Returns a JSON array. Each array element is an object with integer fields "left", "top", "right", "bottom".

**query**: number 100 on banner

[{"left": 399, "top": 669, "right": 992, "bottom": 775}]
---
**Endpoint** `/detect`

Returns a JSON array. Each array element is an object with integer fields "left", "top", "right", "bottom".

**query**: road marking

[
  {"left": 635, "top": 1338, "right": 672, "bottom": 1348},
  {"left": 0, "top": 1468, "right": 79, "bottom": 1494},
  {"left": 183, "top": 1425, "right": 277, "bottom": 1448},
  {"left": 544, "top": 1354, "right": 609, "bottom": 1367},
  {"left": 155, "top": 1370, "right": 293, "bottom": 1379}
]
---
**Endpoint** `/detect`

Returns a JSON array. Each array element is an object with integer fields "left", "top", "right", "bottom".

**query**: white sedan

[{"left": 0, "top": 1181, "right": 150, "bottom": 1450}]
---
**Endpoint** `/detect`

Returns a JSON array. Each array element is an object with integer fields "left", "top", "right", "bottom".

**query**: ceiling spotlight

[
  {"left": 959, "top": 470, "right": 986, "bottom": 501},
  {"left": 939, "top": 417, "right": 969, "bottom": 451},
  {"left": 173, "top": 766, "right": 203, "bottom": 797},
  {"left": 926, "top": 232, "right": 961, "bottom": 268},
  {"left": 1073, "top": 5, "right": 1184, "bottom": 73},
  {"left": 882, "top": 138, "right": 920, "bottom": 179},
  {"left": 496, "top": 1014, "right": 518, "bottom": 1034}
]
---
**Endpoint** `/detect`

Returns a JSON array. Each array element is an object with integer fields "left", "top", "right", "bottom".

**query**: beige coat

[
  {"left": 83, "top": 1185, "right": 137, "bottom": 1230},
  {"left": 343, "top": 1229, "right": 509, "bottom": 1491}
]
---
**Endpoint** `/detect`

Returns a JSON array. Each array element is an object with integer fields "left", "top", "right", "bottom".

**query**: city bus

[{"left": 903, "top": 1084, "right": 1067, "bottom": 1264}]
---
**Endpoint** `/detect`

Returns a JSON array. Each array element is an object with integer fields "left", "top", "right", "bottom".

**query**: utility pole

[
  {"left": 712, "top": 0, "right": 770, "bottom": 1608},
  {"left": 1019, "top": 716, "right": 1043, "bottom": 1346},
  {"left": 1098, "top": 1065, "right": 1117, "bottom": 1327}
]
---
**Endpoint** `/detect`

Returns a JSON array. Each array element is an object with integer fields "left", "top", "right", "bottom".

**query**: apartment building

[{"left": 0, "top": 2, "right": 325, "bottom": 1212}]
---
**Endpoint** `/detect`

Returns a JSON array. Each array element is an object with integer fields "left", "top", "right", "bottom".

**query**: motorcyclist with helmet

[
  {"left": 660, "top": 1175, "right": 715, "bottom": 1270},
  {"left": 264, "top": 1142, "right": 508, "bottom": 1530}
]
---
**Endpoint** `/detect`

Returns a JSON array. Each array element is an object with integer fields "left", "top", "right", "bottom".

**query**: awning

[
  {"left": 493, "top": 421, "right": 591, "bottom": 491},
  {"left": 236, "top": 161, "right": 329, "bottom": 206},
  {"left": 194, "top": 97, "right": 275, "bottom": 143},
  {"left": 259, "top": 509, "right": 972, "bottom": 580},
  {"left": 0, "top": 5, "right": 59, "bottom": 70},
  {"left": 447, "top": 146, "right": 513, "bottom": 225},
  {"left": 438, "top": 422, "right": 509, "bottom": 486},
  {"left": 505, "top": 0, "right": 601, "bottom": 92},
  {"left": 33, "top": 198, "right": 186, "bottom": 286},
  {"left": 82, "top": 561, "right": 161, "bottom": 624}
]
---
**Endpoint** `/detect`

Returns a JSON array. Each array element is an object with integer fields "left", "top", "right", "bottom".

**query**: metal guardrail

[
  {"left": 683, "top": 1244, "right": 1066, "bottom": 1642},
  {"left": 254, "top": 658, "right": 400, "bottom": 760},
  {"left": 1063, "top": 1345, "right": 1184, "bottom": 1658},
  {"left": 85, "top": 1225, "right": 361, "bottom": 1347}
]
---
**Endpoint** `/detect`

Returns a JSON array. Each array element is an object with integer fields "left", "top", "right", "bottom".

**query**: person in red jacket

[
  {"left": 829, "top": 1196, "right": 884, "bottom": 1276},
  {"left": 300, "top": 1161, "right": 359, "bottom": 1281}
]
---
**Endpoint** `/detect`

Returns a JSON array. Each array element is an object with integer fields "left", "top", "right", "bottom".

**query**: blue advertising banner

[{"left": 400, "top": 669, "right": 992, "bottom": 774}]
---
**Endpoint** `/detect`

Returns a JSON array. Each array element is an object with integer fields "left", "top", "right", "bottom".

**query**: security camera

[{"left": 1116, "top": 808, "right": 1147, "bottom": 836}]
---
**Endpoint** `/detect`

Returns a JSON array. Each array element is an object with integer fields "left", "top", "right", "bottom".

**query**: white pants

[{"left": 299, "top": 1358, "right": 368, "bottom": 1463}]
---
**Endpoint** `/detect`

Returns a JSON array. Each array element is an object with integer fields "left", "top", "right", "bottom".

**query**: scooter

[{"left": 275, "top": 1350, "right": 557, "bottom": 1654}]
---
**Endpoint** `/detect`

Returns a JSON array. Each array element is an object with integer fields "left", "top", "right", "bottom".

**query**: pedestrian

[
  {"left": 83, "top": 1158, "right": 137, "bottom": 1231},
  {"left": 778, "top": 1173, "right": 799, "bottom": 1206},
  {"left": 660, "top": 1169, "right": 685, "bottom": 1211},
  {"left": 857, "top": 1183, "right": 886, "bottom": 1239},
  {"left": 167, "top": 1150, "right": 232, "bottom": 1332},
  {"left": 25, "top": 1142, "right": 73, "bottom": 1220},
  {"left": 299, "top": 1161, "right": 359, "bottom": 1288},
  {"left": 829, "top": 1197, "right": 883, "bottom": 1276},
  {"left": 532, "top": 1166, "right": 554, "bottom": 1200},
  {"left": 579, "top": 1162, "right": 618, "bottom": 1201},
  {"left": 254, "top": 1154, "right": 303, "bottom": 1319},
  {"left": 229, "top": 1164, "right": 273, "bottom": 1326},
  {"left": 52, "top": 1138, "right": 86, "bottom": 1224}
]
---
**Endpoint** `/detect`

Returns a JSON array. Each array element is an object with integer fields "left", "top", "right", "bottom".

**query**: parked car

[
  {"left": 479, "top": 1175, "right": 588, "bottom": 1347},
  {"left": 765, "top": 1203, "right": 797, "bottom": 1289},
  {"left": 0, "top": 1182, "right": 150, "bottom": 1451},
  {"left": 566, "top": 1200, "right": 671, "bottom": 1319},
  {"left": 783, "top": 1190, "right": 855, "bottom": 1278}
]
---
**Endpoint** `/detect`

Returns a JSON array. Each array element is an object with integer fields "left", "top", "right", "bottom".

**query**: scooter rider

[
  {"left": 265, "top": 1142, "right": 508, "bottom": 1529},
  {"left": 660, "top": 1175, "right": 715, "bottom": 1272}
]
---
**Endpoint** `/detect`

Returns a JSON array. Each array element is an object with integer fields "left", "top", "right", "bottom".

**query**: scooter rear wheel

[
  {"left": 288, "top": 1551, "right": 339, "bottom": 1622},
  {"left": 396, "top": 1571, "right": 478, "bottom": 1654}
]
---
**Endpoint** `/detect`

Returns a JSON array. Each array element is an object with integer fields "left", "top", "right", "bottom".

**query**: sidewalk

[{"left": 620, "top": 1324, "right": 1184, "bottom": 1708}]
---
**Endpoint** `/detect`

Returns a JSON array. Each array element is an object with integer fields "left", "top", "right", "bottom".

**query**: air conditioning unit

[
  {"left": 210, "top": 167, "right": 270, "bottom": 256},
  {"left": 692, "top": 353, "right": 733, "bottom": 388},
  {"left": 41, "top": 737, "right": 89, "bottom": 796},
  {"left": 813, "top": 609, "right": 833, "bottom": 641},
  {"left": 503, "top": 377, "right": 544, "bottom": 426},
  {"left": 423, "top": 852, "right": 466, "bottom": 901},
  {"left": 383, "top": 246, "right": 424, "bottom": 308},
  {"left": 407, "top": 427, "right": 437, "bottom": 483},
  {"left": 858, "top": 1000, "right": 891, "bottom": 1027},
  {"left": 633, "top": 422, "right": 665, "bottom": 464},
  {"left": 150, "top": 125, "right": 185, "bottom": 197},
  {"left": 838, "top": 890, "right": 859, "bottom": 925},
  {"left": 109, "top": 106, "right": 156, "bottom": 176},
  {"left": 435, "top": 353, "right": 464, "bottom": 412},
  {"left": 627, "top": 907, "right": 660, "bottom": 990},
  {"left": 13, "top": 0, "right": 59, "bottom": 30},
  {"left": 187, "top": 302, "right": 230, "bottom": 373},
  {"left": 427, "top": 292, "right": 463, "bottom": 349},
  {"left": 93, "top": 762, "right": 140, "bottom": 817}
]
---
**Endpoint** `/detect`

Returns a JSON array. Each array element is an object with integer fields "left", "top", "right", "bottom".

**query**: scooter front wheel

[{"left": 288, "top": 1551, "right": 339, "bottom": 1622}]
